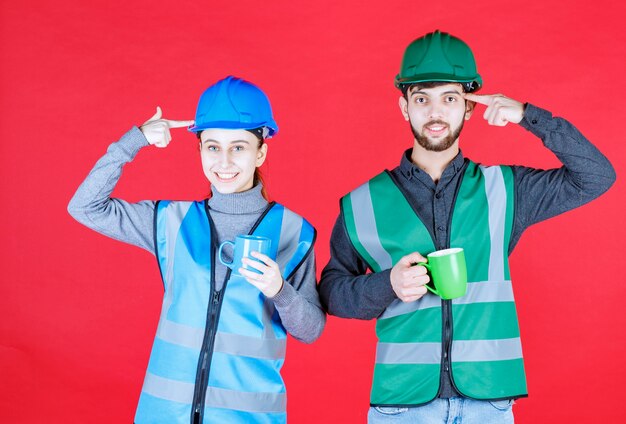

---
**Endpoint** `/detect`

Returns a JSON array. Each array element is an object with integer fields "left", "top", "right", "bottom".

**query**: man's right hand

[
  {"left": 139, "top": 106, "right": 195, "bottom": 148},
  {"left": 390, "top": 252, "right": 430, "bottom": 303}
]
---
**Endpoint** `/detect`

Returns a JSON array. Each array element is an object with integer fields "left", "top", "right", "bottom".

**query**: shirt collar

[{"left": 399, "top": 148, "right": 466, "bottom": 185}]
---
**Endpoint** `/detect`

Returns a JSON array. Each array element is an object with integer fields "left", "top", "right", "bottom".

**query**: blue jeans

[{"left": 368, "top": 397, "right": 514, "bottom": 423}]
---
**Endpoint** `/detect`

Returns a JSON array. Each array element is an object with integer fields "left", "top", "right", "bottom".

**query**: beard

[{"left": 410, "top": 119, "right": 465, "bottom": 152}]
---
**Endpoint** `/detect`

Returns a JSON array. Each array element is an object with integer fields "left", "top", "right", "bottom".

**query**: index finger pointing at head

[
  {"left": 463, "top": 93, "right": 492, "bottom": 106},
  {"left": 164, "top": 119, "right": 195, "bottom": 128}
]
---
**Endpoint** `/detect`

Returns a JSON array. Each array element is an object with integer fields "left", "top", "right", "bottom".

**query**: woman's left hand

[{"left": 240, "top": 252, "right": 284, "bottom": 298}]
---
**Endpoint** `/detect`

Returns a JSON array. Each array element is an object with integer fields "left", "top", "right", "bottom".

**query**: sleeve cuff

[
  {"left": 270, "top": 280, "right": 299, "bottom": 307},
  {"left": 116, "top": 127, "right": 150, "bottom": 160},
  {"left": 363, "top": 268, "right": 397, "bottom": 308},
  {"left": 519, "top": 103, "right": 554, "bottom": 133},
  {"left": 375, "top": 269, "right": 398, "bottom": 303}
]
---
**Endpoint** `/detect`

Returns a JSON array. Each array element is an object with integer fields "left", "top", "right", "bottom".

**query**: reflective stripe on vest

[
  {"left": 341, "top": 163, "right": 527, "bottom": 405},
  {"left": 134, "top": 201, "right": 314, "bottom": 424}
]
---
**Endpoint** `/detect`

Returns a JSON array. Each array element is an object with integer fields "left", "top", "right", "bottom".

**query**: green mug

[{"left": 419, "top": 248, "right": 467, "bottom": 300}]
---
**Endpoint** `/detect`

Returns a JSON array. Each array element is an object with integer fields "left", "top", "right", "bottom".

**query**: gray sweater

[{"left": 68, "top": 127, "right": 325, "bottom": 343}]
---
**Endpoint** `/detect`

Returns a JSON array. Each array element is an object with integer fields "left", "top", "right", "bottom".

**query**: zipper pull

[{"left": 213, "top": 291, "right": 220, "bottom": 304}]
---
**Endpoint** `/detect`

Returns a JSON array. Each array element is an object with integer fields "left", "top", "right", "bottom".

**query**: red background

[{"left": 1, "top": 0, "right": 625, "bottom": 422}]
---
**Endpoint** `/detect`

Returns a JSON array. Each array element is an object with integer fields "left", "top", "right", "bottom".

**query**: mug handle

[
  {"left": 218, "top": 241, "right": 235, "bottom": 269},
  {"left": 416, "top": 261, "right": 439, "bottom": 296}
]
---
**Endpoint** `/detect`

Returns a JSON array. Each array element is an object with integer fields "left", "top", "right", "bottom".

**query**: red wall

[{"left": 1, "top": 0, "right": 625, "bottom": 422}]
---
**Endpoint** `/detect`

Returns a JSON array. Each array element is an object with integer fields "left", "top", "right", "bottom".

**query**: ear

[
  {"left": 464, "top": 99, "right": 475, "bottom": 121},
  {"left": 256, "top": 143, "right": 268, "bottom": 167},
  {"left": 399, "top": 96, "right": 409, "bottom": 121}
]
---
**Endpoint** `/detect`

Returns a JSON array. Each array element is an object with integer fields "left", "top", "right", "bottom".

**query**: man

[{"left": 319, "top": 30, "right": 615, "bottom": 423}]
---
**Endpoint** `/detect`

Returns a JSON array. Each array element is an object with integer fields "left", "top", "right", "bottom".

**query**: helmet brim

[
  {"left": 394, "top": 73, "right": 482, "bottom": 92},
  {"left": 188, "top": 120, "right": 278, "bottom": 137}
]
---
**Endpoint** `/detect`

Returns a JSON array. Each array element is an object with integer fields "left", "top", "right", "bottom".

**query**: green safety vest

[{"left": 341, "top": 161, "right": 528, "bottom": 405}]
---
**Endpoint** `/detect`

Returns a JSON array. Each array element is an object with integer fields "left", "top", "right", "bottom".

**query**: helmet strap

[{"left": 246, "top": 127, "right": 267, "bottom": 141}]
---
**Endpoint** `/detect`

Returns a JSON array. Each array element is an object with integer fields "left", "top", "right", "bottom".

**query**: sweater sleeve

[
  {"left": 271, "top": 250, "right": 326, "bottom": 344},
  {"left": 508, "top": 104, "right": 616, "bottom": 252},
  {"left": 318, "top": 213, "right": 397, "bottom": 320},
  {"left": 67, "top": 127, "right": 157, "bottom": 254}
]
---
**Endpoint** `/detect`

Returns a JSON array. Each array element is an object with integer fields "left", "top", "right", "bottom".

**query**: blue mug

[{"left": 218, "top": 235, "right": 272, "bottom": 276}]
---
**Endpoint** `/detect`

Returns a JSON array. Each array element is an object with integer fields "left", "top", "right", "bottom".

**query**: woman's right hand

[{"left": 140, "top": 107, "right": 194, "bottom": 148}]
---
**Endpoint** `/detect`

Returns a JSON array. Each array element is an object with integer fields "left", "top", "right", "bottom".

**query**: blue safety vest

[{"left": 134, "top": 200, "right": 315, "bottom": 424}]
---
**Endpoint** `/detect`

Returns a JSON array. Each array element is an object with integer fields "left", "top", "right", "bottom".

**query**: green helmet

[{"left": 395, "top": 30, "right": 482, "bottom": 93}]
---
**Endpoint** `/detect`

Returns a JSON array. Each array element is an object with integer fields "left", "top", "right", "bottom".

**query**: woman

[{"left": 68, "top": 76, "right": 325, "bottom": 424}]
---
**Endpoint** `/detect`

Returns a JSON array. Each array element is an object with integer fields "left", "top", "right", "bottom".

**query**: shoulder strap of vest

[
  {"left": 452, "top": 162, "right": 515, "bottom": 281},
  {"left": 341, "top": 171, "right": 435, "bottom": 273},
  {"left": 154, "top": 200, "right": 209, "bottom": 290},
  {"left": 253, "top": 202, "right": 316, "bottom": 281},
  {"left": 154, "top": 200, "right": 316, "bottom": 284}
]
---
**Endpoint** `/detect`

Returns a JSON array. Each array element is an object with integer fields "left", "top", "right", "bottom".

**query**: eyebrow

[
  {"left": 201, "top": 139, "right": 251, "bottom": 145},
  {"left": 410, "top": 90, "right": 462, "bottom": 96}
]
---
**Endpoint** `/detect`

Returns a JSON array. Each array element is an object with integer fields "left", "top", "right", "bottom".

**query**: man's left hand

[{"left": 464, "top": 93, "right": 525, "bottom": 126}]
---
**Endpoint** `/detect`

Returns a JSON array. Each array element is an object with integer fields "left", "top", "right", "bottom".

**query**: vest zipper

[
  {"left": 441, "top": 161, "right": 466, "bottom": 396},
  {"left": 190, "top": 201, "right": 275, "bottom": 423},
  {"left": 442, "top": 300, "right": 452, "bottom": 370},
  {"left": 191, "top": 288, "right": 224, "bottom": 424},
  {"left": 441, "top": 299, "right": 463, "bottom": 394}
]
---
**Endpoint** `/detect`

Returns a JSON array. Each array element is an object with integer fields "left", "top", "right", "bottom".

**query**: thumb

[{"left": 147, "top": 106, "right": 162, "bottom": 122}]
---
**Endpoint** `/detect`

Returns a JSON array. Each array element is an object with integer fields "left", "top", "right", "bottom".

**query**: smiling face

[
  {"left": 199, "top": 128, "right": 268, "bottom": 194},
  {"left": 399, "top": 83, "right": 474, "bottom": 152}
]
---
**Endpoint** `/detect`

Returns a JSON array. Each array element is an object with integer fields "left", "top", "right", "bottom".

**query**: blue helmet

[{"left": 188, "top": 76, "right": 278, "bottom": 138}]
